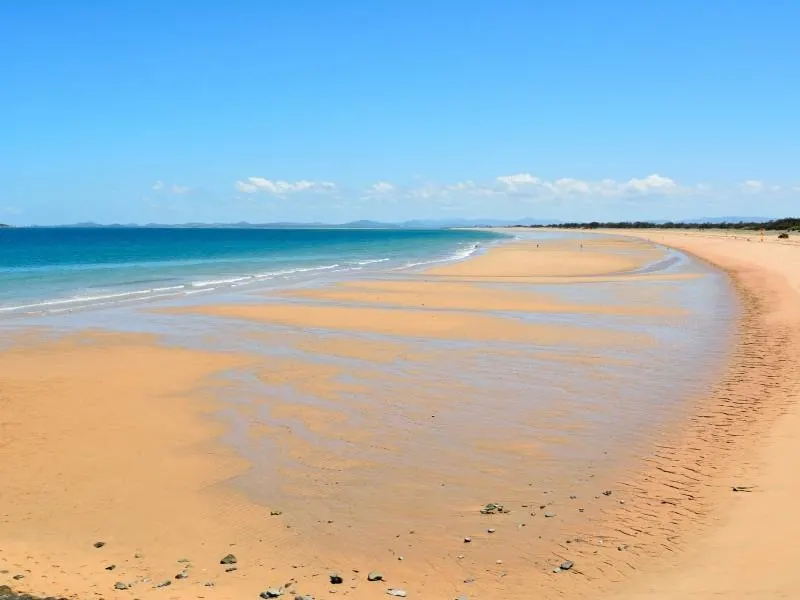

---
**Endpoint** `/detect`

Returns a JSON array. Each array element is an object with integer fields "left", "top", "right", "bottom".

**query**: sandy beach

[{"left": 1, "top": 231, "right": 798, "bottom": 600}]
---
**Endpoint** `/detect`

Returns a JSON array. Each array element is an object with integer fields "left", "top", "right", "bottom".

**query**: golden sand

[{"left": 1, "top": 234, "right": 798, "bottom": 599}]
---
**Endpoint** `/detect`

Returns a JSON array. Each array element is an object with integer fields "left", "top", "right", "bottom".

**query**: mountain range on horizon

[{"left": 8, "top": 216, "right": 783, "bottom": 229}]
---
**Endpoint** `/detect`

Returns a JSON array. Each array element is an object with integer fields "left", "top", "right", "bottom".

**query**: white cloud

[
  {"left": 492, "top": 172, "right": 682, "bottom": 198},
  {"left": 235, "top": 177, "right": 336, "bottom": 196},
  {"left": 496, "top": 173, "right": 541, "bottom": 188},
  {"left": 621, "top": 173, "right": 678, "bottom": 193},
  {"left": 369, "top": 181, "right": 395, "bottom": 194},
  {"left": 740, "top": 179, "right": 764, "bottom": 192},
  {"left": 153, "top": 180, "right": 190, "bottom": 194}
]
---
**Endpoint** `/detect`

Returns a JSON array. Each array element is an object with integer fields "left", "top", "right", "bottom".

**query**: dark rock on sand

[
  {"left": 560, "top": 560, "right": 574, "bottom": 570},
  {"left": 260, "top": 588, "right": 284, "bottom": 598},
  {"left": 367, "top": 571, "right": 384, "bottom": 581},
  {"left": 0, "top": 586, "right": 66, "bottom": 600},
  {"left": 93, "top": 541, "right": 106, "bottom": 548},
  {"left": 479, "top": 503, "right": 507, "bottom": 515},
  {"left": 154, "top": 580, "right": 172, "bottom": 588},
  {"left": 329, "top": 574, "right": 343, "bottom": 584},
  {"left": 220, "top": 553, "right": 238, "bottom": 565},
  {"left": 114, "top": 582, "right": 128, "bottom": 590}
]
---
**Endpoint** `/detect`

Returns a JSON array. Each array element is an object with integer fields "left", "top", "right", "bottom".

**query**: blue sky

[{"left": 1, "top": 1, "right": 798, "bottom": 225}]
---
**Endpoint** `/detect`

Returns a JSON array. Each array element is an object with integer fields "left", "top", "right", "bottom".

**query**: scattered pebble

[
  {"left": 93, "top": 541, "right": 106, "bottom": 549},
  {"left": 204, "top": 581, "right": 215, "bottom": 587},
  {"left": 618, "top": 544, "right": 628, "bottom": 551},
  {"left": 479, "top": 503, "right": 507, "bottom": 515},
  {"left": 294, "top": 596, "right": 313, "bottom": 600},
  {"left": 134, "top": 553, "right": 143, "bottom": 559},
  {"left": 367, "top": 571, "right": 383, "bottom": 582},
  {"left": 732, "top": 485, "right": 753, "bottom": 492},
  {"left": 544, "top": 512, "right": 556, "bottom": 518},
  {"left": 329, "top": 574, "right": 343, "bottom": 585},
  {"left": 260, "top": 588, "right": 284, "bottom": 598},
  {"left": 12, "top": 575, "right": 24, "bottom": 581},
  {"left": 463, "top": 537, "right": 472, "bottom": 543},
  {"left": 220, "top": 553, "right": 237, "bottom": 565},
  {"left": 175, "top": 570, "right": 189, "bottom": 580},
  {"left": 602, "top": 490, "right": 612, "bottom": 496},
  {"left": 495, "top": 560, "right": 503, "bottom": 565},
  {"left": 560, "top": 560, "right": 574, "bottom": 571},
  {"left": 154, "top": 579, "right": 171, "bottom": 588},
  {"left": 105, "top": 565, "right": 116, "bottom": 571},
  {"left": 271, "top": 510, "right": 283, "bottom": 516},
  {"left": 177, "top": 558, "right": 190, "bottom": 563},
  {"left": 113, "top": 582, "right": 128, "bottom": 590},
  {"left": 487, "top": 528, "right": 496, "bottom": 534},
  {"left": 225, "top": 567, "right": 238, "bottom": 573},
  {"left": 387, "top": 589, "right": 407, "bottom": 597}
]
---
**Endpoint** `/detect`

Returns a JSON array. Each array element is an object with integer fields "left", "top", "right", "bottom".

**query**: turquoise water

[{"left": 0, "top": 227, "right": 501, "bottom": 315}]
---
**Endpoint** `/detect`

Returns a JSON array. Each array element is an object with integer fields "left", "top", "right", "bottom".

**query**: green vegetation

[{"left": 535, "top": 218, "right": 800, "bottom": 231}]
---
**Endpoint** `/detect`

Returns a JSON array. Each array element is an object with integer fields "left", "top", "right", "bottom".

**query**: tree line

[{"left": 536, "top": 218, "right": 800, "bottom": 231}]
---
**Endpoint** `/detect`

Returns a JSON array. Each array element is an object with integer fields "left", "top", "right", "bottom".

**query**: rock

[
  {"left": 560, "top": 560, "right": 574, "bottom": 570},
  {"left": 329, "top": 574, "right": 343, "bottom": 585},
  {"left": 294, "top": 596, "right": 314, "bottom": 600},
  {"left": 204, "top": 582, "right": 215, "bottom": 587},
  {"left": 225, "top": 567, "right": 237, "bottom": 573},
  {"left": 270, "top": 510, "right": 283, "bottom": 516},
  {"left": 544, "top": 512, "right": 556, "bottom": 518},
  {"left": 175, "top": 570, "right": 188, "bottom": 580},
  {"left": 618, "top": 544, "right": 628, "bottom": 551},
  {"left": 105, "top": 565, "right": 116, "bottom": 571},
  {"left": 177, "top": 558, "right": 190, "bottom": 563},
  {"left": 114, "top": 583, "right": 128, "bottom": 591},
  {"left": 487, "top": 528, "right": 496, "bottom": 534},
  {"left": 479, "top": 503, "right": 507, "bottom": 515},
  {"left": 134, "top": 553, "right": 143, "bottom": 559},
  {"left": 463, "top": 537, "right": 472, "bottom": 543},
  {"left": 602, "top": 490, "right": 612, "bottom": 496},
  {"left": 11, "top": 576, "right": 24, "bottom": 581},
  {"left": 456, "top": 596, "right": 469, "bottom": 600},
  {"left": 220, "top": 553, "right": 237, "bottom": 565},
  {"left": 93, "top": 541, "right": 106, "bottom": 548},
  {"left": 367, "top": 571, "right": 383, "bottom": 582},
  {"left": 260, "top": 588, "right": 284, "bottom": 598},
  {"left": 387, "top": 590, "right": 407, "bottom": 597},
  {"left": 732, "top": 485, "right": 753, "bottom": 492},
  {"left": 154, "top": 580, "right": 171, "bottom": 588},
  {"left": 552, "top": 567, "right": 562, "bottom": 573}
]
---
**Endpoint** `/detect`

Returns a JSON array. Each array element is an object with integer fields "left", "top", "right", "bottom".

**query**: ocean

[{"left": 0, "top": 227, "right": 501, "bottom": 316}]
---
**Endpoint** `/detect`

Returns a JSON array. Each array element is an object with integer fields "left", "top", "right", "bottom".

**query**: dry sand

[
  {"left": 1, "top": 232, "right": 798, "bottom": 599},
  {"left": 599, "top": 230, "right": 800, "bottom": 599}
]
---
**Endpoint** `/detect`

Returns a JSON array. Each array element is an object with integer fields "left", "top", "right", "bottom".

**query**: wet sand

[
  {"left": 1, "top": 233, "right": 795, "bottom": 599},
  {"left": 600, "top": 230, "right": 800, "bottom": 599}
]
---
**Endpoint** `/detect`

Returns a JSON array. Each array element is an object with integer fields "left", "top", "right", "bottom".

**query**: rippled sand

[{"left": 3, "top": 233, "right": 795, "bottom": 599}]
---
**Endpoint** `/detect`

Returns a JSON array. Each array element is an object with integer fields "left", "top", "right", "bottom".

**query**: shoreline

[
  {"left": 594, "top": 230, "right": 800, "bottom": 598},
  {"left": 2, "top": 231, "right": 795, "bottom": 598}
]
